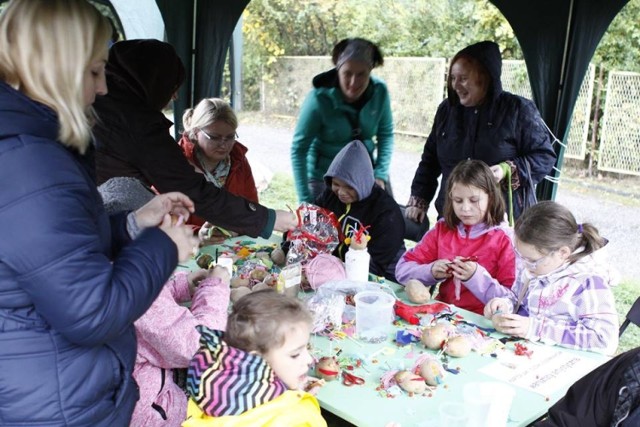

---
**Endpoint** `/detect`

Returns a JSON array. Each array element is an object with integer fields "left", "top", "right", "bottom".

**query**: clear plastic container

[{"left": 354, "top": 290, "right": 395, "bottom": 343}]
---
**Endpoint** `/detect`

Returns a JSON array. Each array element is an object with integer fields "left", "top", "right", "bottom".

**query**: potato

[
  {"left": 405, "top": 279, "right": 431, "bottom": 304},
  {"left": 420, "top": 323, "right": 452, "bottom": 350},
  {"left": 445, "top": 335, "right": 472, "bottom": 358},
  {"left": 249, "top": 268, "right": 268, "bottom": 281},
  {"left": 196, "top": 253, "right": 213, "bottom": 269},
  {"left": 419, "top": 359, "right": 445, "bottom": 386},
  {"left": 316, "top": 357, "right": 340, "bottom": 381},
  {"left": 270, "top": 248, "right": 286, "bottom": 266},
  {"left": 251, "top": 282, "right": 271, "bottom": 292},
  {"left": 395, "top": 370, "right": 427, "bottom": 394},
  {"left": 230, "top": 277, "right": 250, "bottom": 288},
  {"left": 230, "top": 287, "right": 252, "bottom": 303}
]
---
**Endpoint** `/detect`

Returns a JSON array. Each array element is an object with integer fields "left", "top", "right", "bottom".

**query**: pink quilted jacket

[{"left": 129, "top": 271, "right": 230, "bottom": 427}]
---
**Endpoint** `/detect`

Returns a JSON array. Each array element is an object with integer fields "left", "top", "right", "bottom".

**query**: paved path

[{"left": 239, "top": 122, "right": 640, "bottom": 282}]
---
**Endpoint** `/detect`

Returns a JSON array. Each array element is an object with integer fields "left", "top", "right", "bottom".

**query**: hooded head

[
  {"left": 324, "top": 140, "right": 375, "bottom": 202},
  {"left": 104, "top": 39, "right": 185, "bottom": 111},
  {"left": 447, "top": 40, "right": 503, "bottom": 106}
]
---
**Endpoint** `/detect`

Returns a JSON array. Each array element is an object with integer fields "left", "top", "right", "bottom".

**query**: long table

[{"left": 186, "top": 236, "right": 608, "bottom": 427}]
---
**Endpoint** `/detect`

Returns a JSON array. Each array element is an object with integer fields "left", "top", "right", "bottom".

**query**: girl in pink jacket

[
  {"left": 130, "top": 266, "right": 231, "bottom": 427},
  {"left": 395, "top": 160, "right": 515, "bottom": 314}
]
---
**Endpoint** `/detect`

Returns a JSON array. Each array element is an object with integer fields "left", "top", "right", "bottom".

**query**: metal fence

[
  {"left": 599, "top": 71, "right": 640, "bottom": 176},
  {"left": 262, "top": 57, "right": 640, "bottom": 176}
]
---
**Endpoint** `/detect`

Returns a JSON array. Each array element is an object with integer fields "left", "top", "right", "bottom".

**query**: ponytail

[{"left": 569, "top": 222, "right": 605, "bottom": 264}]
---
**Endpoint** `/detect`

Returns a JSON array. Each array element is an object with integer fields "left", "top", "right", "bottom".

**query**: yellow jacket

[{"left": 182, "top": 390, "right": 327, "bottom": 427}]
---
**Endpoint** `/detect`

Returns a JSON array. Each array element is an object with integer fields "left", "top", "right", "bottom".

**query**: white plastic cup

[
  {"left": 463, "top": 381, "right": 515, "bottom": 427},
  {"left": 354, "top": 290, "right": 395, "bottom": 343},
  {"left": 345, "top": 248, "right": 370, "bottom": 282},
  {"left": 438, "top": 402, "right": 469, "bottom": 427}
]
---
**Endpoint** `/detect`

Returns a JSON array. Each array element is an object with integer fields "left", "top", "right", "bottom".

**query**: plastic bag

[{"left": 285, "top": 203, "right": 341, "bottom": 265}]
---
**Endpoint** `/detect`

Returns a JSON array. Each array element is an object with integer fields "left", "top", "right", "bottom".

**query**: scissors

[{"left": 342, "top": 371, "right": 365, "bottom": 386}]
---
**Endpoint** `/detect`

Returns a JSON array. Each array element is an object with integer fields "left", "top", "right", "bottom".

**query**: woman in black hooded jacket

[{"left": 405, "top": 40, "right": 556, "bottom": 228}]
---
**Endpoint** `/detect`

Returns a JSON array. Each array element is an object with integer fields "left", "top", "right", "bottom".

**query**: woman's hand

[
  {"left": 375, "top": 178, "right": 386, "bottom": 190},
  {"left": 159, "top": 214, "right": 200, "bottom": 262},
  {"left": 492, "top": 313, "right": 530, "bottom": 338},
  {"left": 448, "top": 256, "right": 477, "bottom": 281},
  {"left": 274, "top": 209, "right": 297, "bottom": 232},
  {"left": 484, "top": 298, "right": 510, "bottom": 318},
  {"left": 431, "top": 259, "right": 453, "bottom": 280},
  {"left": 198, "top": 222, "right": 228, "bottom": 246},
  {"left": 134, "top": 192, "right": 195, "bottom": 229},
  {"left": 405, "top": 206, "right": 426, "bottom": 223}
]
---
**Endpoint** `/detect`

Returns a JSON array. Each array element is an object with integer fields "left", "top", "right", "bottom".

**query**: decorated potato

[
  {"left": 418, "top": 359, "right": 446, "bottom": 386},
  {"left": 270, "top": 247, "right": 286, "bottom": 266},
  {"left": 230, "top": 277, "right": 250, "bottom": 288},
  {"left": 394, "top": 370, "right": 427, "bottom": 394},
  {"left": 444, "top": 335, "right": 472, "bottom": 358},
  {"left": 405, "top": 279, "right": 431, "bottom": 304},
  {"left": 196, "top": 253, "right": 214, "bottom": 269},
  {"left": 420, "top": 323, "right": 452, "bottom": 350},
  {"left": 249, "top": 268, "right": 268, "bottom": 281},
  {"left": 316, "top": 357, "right": 340, "bottom": 381},
  {"left": 251, "top": 282, "right": 271, "bottom": 292}
]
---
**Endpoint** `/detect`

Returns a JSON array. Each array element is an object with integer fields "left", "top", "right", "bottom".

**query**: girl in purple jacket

[{"left": 485, "top": 201, "right": 619, "bottom": 354}]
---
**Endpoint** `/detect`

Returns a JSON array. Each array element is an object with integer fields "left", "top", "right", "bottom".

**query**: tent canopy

[{"left": 151, "top": 0, "right": 629, "bottom": 200}]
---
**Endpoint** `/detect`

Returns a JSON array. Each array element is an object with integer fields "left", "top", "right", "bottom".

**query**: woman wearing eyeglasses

[
  {"left": 178, "top": 98, "right": 258, "bottom": 237},
  {"left": 94, "top": 40, "right": 296, "bottom": 239}
]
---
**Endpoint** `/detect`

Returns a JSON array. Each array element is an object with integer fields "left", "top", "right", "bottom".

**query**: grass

[{"left": 260, "top": 172, "right": 640, "bottom": 354}]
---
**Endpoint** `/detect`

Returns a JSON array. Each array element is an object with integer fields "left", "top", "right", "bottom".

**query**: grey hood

[{"left": 324, "top": 140, "right": 375, "bottom": 200}]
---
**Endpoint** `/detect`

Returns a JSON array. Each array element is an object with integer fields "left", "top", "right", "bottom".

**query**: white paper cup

[{"left": 463, "top": 381, "right": 515, "bottom": 427}]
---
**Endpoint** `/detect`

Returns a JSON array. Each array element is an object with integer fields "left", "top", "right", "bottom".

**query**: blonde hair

[
  {"left": 182, "top": 97, "right": 238, "bottom": 141},
  {"left": 0, "top": 0, "right": 112, "bottom": 153},
  {"left": 225, "top": 289, "right": 313, "bottom": 355}
]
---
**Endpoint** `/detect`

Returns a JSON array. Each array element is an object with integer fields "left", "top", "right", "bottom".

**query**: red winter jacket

[{"left": 395, "top": 219, "right": 515, "bottom": 314}]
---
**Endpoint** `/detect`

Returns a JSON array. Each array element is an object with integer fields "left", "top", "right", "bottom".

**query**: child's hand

[
  {"left": 302, "top": 376, "right": 326, "bottom": 395},
  {"left": 484, "top": 298, "right": 509, "bottom": 318},
  {"left": 431, "top": 259, "right": 453, "bottom": 280},
  {"left": 209, "top": 265, "right": 231, "bottom": 285},
  {"left": 448, "top": 256, "right": 478, "bottom": 281},
  {"left": 187, "top": 269, "right": 209, "bottom": 296},
  {"left": 492, "top": 313, "right": 530, "bottom": 338}
]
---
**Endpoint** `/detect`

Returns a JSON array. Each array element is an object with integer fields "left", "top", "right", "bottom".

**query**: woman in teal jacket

[{"left": 291, "top": 38, "right": 394, "bottom": 203}]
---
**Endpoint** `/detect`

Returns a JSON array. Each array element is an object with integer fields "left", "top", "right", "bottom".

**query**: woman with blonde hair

[
  {"left": 179, "top": 98, "right": 258, "bottom": 237},
  {"left": 0, "top": 1, "right": 199, "bottom": 425}
]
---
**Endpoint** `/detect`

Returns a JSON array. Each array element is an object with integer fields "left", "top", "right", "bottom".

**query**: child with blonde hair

[
  {"left": 183, "top": 290, "right": 327, "bottom": 426},
  {"left": 485, "top": 201, "right": 619, "bottom": 354},
  {"left": 395, "top": 159, "right": 515, "bottom": 314}
]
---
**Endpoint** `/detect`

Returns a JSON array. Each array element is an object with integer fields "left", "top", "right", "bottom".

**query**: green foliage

[
  {"left": 594, "top": 0, "right": 640, "bottom": 73},
  {"left": 242, "top": 0, "right": 640, "bottom": 110},
  {"left": 614, "top": 280, "right": 640, "bottom": 354}
]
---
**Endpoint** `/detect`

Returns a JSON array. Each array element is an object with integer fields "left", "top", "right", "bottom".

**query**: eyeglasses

[
  {"left": 514, "top": 246, "right": 555, "bottom": 270},
  {"left": 199, "top": 129, "right": 237, "bottom": 145}
]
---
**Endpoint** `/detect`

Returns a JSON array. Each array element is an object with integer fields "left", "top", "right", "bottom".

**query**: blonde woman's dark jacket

[{"left": 0, "top": 81, "right": 177, "bottom": 425}]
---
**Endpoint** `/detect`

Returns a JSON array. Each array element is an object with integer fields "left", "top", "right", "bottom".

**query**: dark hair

[
  {"left": 446, "top": 54, "right": 491, "bottom": 106},
  {"left": 443, "top": 159, "right": 505, "bottom": 228},
  {"left": 331, "top": 38, "right": 384, "bottom": 68},
  {"left": 515, "top": 201, "right": 604, "bottom": 264},
  {"left": 225, "top": 289, "right": 313, "bottom": 355}
]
